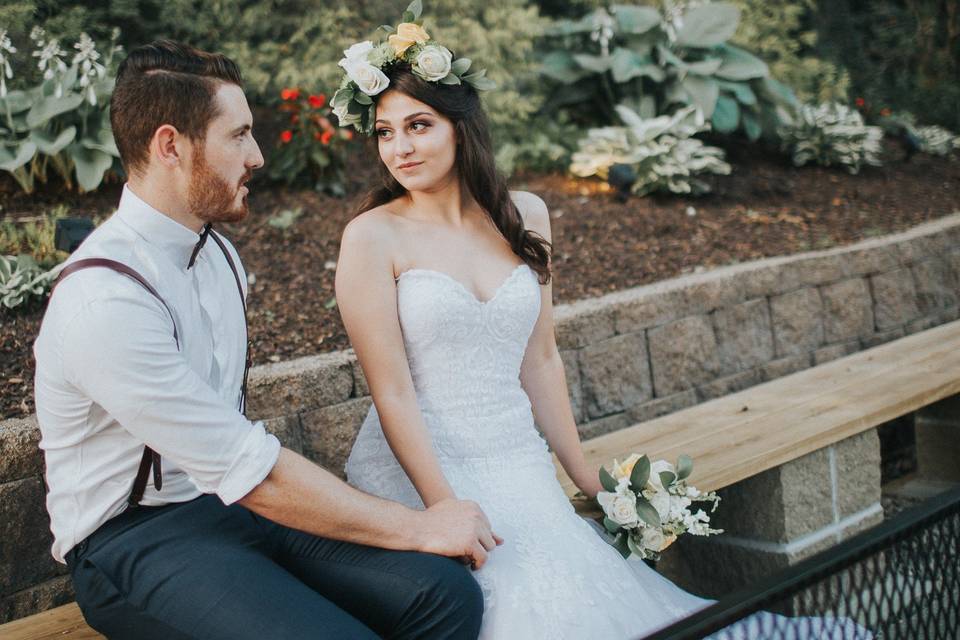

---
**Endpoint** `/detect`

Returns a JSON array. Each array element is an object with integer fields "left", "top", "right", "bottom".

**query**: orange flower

[
  {"left": 880, "top": 107, "right": 891, "bottom": 117},
  {"left": 320, "top": 130, "right": 333, "bottom": 145},
  {"left": 308, "top": 94, "right": 326, "bottom": 108},
  {"left": 854, "top": 97, "right": 865, "bottom": 107},
  {"left": 280, "top": 130, "right": 293, "bottom": 143},
  {"left": 281, "top": 88, "right": 301, "bottom": 101},
  {"left": 342, "top": 129, "right": 354, "bottom": 141}
]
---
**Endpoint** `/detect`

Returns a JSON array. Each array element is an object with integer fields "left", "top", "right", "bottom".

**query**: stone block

[
  {"left": 760, "top": 354, "right": 811, "bottom": 381},
  {"left": 770, "top": 287, "right": 824, "bottom": 357},
  {"left": 0, "top": 478, "right": 62, "bottom": 595},
  {"left": 912, "top": 259, "right": 958, "bottom": 314},
  {"left": 711, "top": 447, "right": 834, "bottom": 543},
  {"left": 0, "top": 416, "right": 42, "bottom": 484},
  {"left": 870, "top": 269, "right": 921, "bottom": 330},
  {"left": 712, "top": 299, "right": 775, "bottom": 375},
  {"left": 300, "top": 397, "right": 373, "bottom": 477},
  {"left": 609, "top": 286, "right": 687, "bottom": 335},
  {"left": 577, "top": 413, "right": 633, "bottom": 441},
  {"left": 896, "top": 235, "right": 938, "bottom": 264},
  {"left": 813, "top": 340, "right": 859, "bottom": 365},
  {"left": 696, "top": 369, "right": 761, "bottom": 402},
  {"left": 847, "top": 245, "right": 900, "bottom": 276},
  {"left": 625, "top": 389, "right": 699, "bottom": 424},
  {"left": 554, "top": 300, "right": 615, "bottom": 349},
  {"left": 559, "top": 350, "right": 584, "bottom": 424},
  {"left": 580, "top": 333, "right": 653, "bottom": 419},
  {"left": 262, "top": 414, "right": 303, "bottom": 454},
  {"left": 682, "top": 276, "right": 745, "bottom": 314},
  {"left": 648, "top": 316, "right": 721, "bottom": 397},
  {"left": 948, "top": 252, "right": 960, "bottom": 291},
  {"left": 905, "top": 316, "right": 939, "bottom": 335},
  {"left": 246, "top": 352, "right": 354, "bottom": 420},
  {"left": 740, "top": 260, "right": 799, "bottom": 298},
  {"left": 346, "top": 350, "right": 369, "bottom": 397},
  {"left": 795, "top": 253, "right": 849, "bottom": 287},
  {"left": 820, "top": 278, "right": 874, "bottom": 343},
  {"left": 0, "top": 575, "right": 74, "bottom": 625},
  {"left": 833, "top": 430, "right": 882, "bottom": 518},
  {"left": 915, "top": 396, "right": 960, "bottom": 482},
  {"left": 860, "top": 328, "right": 905, "bottom": 350}
]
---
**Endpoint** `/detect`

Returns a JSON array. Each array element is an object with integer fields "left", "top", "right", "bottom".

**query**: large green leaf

[
  {"left": 759, "top": 76, "right": 799, "bottom": 108},
  {"left": 26, "top": 93, "right": 85, "bottom": 129},
  {"left": 681, "top": 75, "right": 719, "bottom": 118},
  {"left": 610, "top": 48, "right": 664, "bottom": 83},
  {"left": 31, "top": 126, "right": 76, "bottom": 155},
  {"left": 629, "top": 455, "right": 651, "bottom": 490},
  {"left": 69, "top": 144, "right": 114, "bottom": 192},
  {"left": 573, "top": 53, "right": 613, "bottom": 74},
  {"left": 1, "top": 90, "right": 34, "bottom": 115},
  {"left": 715, "top": 44, "right": 768, "bottom": 81},
  {"left": 612, "top": 532, "right": 631, "bottom": 558},
  {"left": 675, "top": 3, "right": 741, "bottom": 48},
  {"left": 0, "top": 141, "right": 37, "bottom": 172},
  {"left": 717, "top": 79, "right": 757, "bottom": 106},
  {"left": 711, "top": 94, "right": 740, "bottom": 133},
  {"left": 686, "top": 58, "right": 723, "bottom": 76},
  {"left": 599, "top": 466, "right": 618, "bottom": 493},
  {"left": 612, "top": 5, "right": 662, "bottom": 34},
  {"left": 541, "top": 51, "right": 590, "bottom": 84},
  {"left": 742, "top": 110, "right": 762, "bottom": 141},
  {"left": 80, "top": 126, "right": 120, "bottom": 157},
  {"left": 657, "top": 45, "right": 688, "bottom": 71}
]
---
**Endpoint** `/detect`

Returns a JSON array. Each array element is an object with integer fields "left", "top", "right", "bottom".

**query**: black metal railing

[{"left": 643, "top": 487, "right": 960, "bottom": 639}]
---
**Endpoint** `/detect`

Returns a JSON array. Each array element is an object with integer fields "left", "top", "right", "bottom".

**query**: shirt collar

[{"left": 116, "top": 184, "right": 205, "bottom": 268}]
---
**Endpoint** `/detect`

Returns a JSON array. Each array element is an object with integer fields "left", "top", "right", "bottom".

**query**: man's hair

[{"left": 110, "top": 40, "right": 243, "bottom": 175}]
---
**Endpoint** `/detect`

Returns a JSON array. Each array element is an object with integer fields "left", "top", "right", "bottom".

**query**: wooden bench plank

[
  {"left": 0, "top": 602, "right": 103, "bottom": 640},
  {"left": 558, "top": 320, "right": 960, "bottom": 495}
]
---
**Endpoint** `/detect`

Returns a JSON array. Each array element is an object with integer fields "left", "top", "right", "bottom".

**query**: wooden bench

[{"left": 5, "top": 319, "right": 960, "bottom": 639}]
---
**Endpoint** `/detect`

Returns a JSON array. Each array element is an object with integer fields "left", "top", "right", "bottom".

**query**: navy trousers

[{"left": 66, "top": 495, "right": 484, "bottom": 639}]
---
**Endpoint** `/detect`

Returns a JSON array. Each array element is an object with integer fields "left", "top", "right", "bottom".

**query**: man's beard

[{"left": 187, "top": 150, "right": 251, "bottom": 224}]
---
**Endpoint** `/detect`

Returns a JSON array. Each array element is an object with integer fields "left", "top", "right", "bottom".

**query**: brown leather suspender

[{"left": 52, "top": 228, "right": 250, "bottom": 507}]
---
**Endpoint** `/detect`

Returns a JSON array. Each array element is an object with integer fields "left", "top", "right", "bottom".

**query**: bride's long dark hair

[{"left": 354, "top": 64, "right": 552, "bottom": 284}]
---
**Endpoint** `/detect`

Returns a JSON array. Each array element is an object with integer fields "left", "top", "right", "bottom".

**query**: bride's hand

[
  {"left": 416, "top": 498, "right": 504, "bottom": 570},
  {"left": 573, "top": 470, "right": 604, "bottom": 500}
]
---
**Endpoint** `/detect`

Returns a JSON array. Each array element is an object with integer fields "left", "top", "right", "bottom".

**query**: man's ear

[{"left": 152, "top": 124, "right": 183, "bottom": 169}]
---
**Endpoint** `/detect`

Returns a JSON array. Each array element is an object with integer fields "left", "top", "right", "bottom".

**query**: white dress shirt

[{"left": 34, "top": 185, "right": 280, "bottom": 563}]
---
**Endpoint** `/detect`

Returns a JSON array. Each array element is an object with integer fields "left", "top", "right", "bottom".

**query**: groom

[{"left": 33, "top": 40, "right": 495, "bottom": 639}]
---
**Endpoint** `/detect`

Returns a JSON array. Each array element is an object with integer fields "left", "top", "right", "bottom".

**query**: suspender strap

[{"left": 208, "top": 229, "right": 252, "bottom": 416}]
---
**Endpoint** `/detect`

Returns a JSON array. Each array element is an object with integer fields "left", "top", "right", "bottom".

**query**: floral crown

[{"left": 331, "top": 0, "right": 496, "bottom": 136}]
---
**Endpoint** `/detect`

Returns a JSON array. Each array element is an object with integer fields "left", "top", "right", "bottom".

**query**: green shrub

[
  {"left": 0, "top": 253, "right": 58, "bottom": 311},
  {"left": 779, "top": 102, "right": 883, "bottom": 174},
  {"left": 0, "top": 205, "right": 70, "bottom": 268},
  {"left": 570, "top": 104, "right": 731, "bottom": 195}
]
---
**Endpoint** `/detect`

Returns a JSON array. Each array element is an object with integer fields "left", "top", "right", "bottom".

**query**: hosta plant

[
  {"left": 779, "top": 102, "right": 883, "bottom": 174},
  {"left": 0, "top": 28, "right": 121, "bottom": 193},
  {"left": 0, "top": 254, "right": 58, "bottom": 311},
  {"left": 570, "top": 104, "right": 731, "bottom": 196}
]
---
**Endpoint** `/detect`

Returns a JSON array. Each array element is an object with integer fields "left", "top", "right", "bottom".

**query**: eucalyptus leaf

[
  {"left": 603, "top": 517, "right": 621, "bottom": 534},
  {"left": 629, "top": 455, "right": 650, "bottom": 490},
  {"left": 626, "top": 533, "right": 645, "bottom": 558},
  {"left": 659, "top": 471, "right": 676, "bottom": 488},
  {"left": 69, "top": 144, "right": 114, "bottom": 192},
  {"left": 635, "top": 497, "right": 661, "bottom": 528},
  {"left": 26, "top": 93, "right": 84, "bottom": 129},
  {"left": 675, "top": 3, "right": 741, "bottom": 48},
  {"left": 676, "top": 454, "right": 693, "bottom": 480},
  {"left": 406, "top": 0, "right": 423, "bottom": 20},
  {"left": 354, "top": 92, "right": 373, "bottom": 105},
  {"left": 401, "top": 11, "right": 415, "bottom": 23},
  {"left": 613, "top": 532, "right": 631, "bottom": 558},
  {"left": 465, "top": 76, "right": 496, "bottom": 91},
  {"left": 611, "top": 5, "right": 662, "bottom": 34},
  {"left": 31, "top": 126, "right": 76, "bottom": 155},
  {"left": 681, "top": 75, "right": 719, "bottom": 119},
  {"left": 599, "top": 466, "right": 617, "bottom": 492},
  {"left": 451, "top": 58, "right": 472, "bottom": 75},
  {"left": 711, "top": 94, "right": 740, "bottom": 132},
  {"left": 439, "top": 74, "right": 461, "bottom": 85}
]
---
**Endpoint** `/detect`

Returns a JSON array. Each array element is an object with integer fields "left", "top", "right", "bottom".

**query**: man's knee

[{"left": 400, "top": 555, "right": 484, "bottom": 639}]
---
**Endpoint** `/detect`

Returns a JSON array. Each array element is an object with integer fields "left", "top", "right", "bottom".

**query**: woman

[{"left": 335, "top": 9, "right": 871, "bottom": 639}]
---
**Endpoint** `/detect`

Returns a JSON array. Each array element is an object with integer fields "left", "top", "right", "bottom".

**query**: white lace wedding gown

[{"left": 345, "top": 264, "right": 871, "bottom": 639}]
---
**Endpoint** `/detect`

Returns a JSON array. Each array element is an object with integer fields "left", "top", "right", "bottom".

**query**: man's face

[{"left": 187, "top": 83, "right": 264, "bottom": 224}]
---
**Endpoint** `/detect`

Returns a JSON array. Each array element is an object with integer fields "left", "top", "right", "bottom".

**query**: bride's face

[{"left": 374, "top": 90, "right": 458, "bottom": 192}]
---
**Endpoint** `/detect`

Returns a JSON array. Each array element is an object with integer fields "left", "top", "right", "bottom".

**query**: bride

[{"left": 334, "top": 7, "right": 871, "bottom": 639}]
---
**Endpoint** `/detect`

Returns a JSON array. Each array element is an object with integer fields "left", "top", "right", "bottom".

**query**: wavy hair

[{"left": 354, "top": 64, "right": 551, "bottom": 283}]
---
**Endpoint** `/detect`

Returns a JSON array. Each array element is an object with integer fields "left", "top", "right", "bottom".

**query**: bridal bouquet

[{"left": 596, "top": 453, "right": 722, "bottom": 561}]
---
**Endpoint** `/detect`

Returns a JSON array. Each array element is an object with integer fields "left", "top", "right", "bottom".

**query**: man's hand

[{"left": 415, "top": 498, "right": 504, "bottom": 569}]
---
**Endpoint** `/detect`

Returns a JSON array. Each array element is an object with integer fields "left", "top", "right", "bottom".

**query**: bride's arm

[
  {"left": 335, "top": 212, "right": 459, "bottom": 508},
  {"left": 515, "top": 192, "right": 604, "bottom": 499}
]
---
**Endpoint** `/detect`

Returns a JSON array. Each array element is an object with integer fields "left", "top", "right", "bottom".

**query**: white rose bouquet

[{"left": 595, "top": 453, "right": 722, "bottom": 561}]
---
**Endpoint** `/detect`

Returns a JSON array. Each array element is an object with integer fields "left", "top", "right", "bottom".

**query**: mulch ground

[{"left": 2, "top": 139, "right": 958, "bottom": 420}]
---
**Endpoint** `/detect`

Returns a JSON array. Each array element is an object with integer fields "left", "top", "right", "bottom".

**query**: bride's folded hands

[{"left": 416, "top": 497, "right": 505, "bottom": 570}]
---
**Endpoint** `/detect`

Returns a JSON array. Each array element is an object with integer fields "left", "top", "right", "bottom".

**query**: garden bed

[{"left": 2, "top": 139, "right": 958, "bottom": 420}]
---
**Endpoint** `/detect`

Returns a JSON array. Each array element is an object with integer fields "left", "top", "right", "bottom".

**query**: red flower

[
  {"left": 314, "top": 132, "right": 324, "bottom": 141},
  {"left": 308, "top": 94, "right": 326, "bottom": 108},
  {"left": 281, "top": 88, "right": 301, "bottom": 101},
  {"left": 291, "top": 114, "right": 300, "bottom": 124},
  {"left": 342, "top": 129, "right": 354, "bottom": 141},
  {"left": 320, "top": 130, "right": 333, "bottom": 145},
  {"left": 854, "top": 97, "right": 865, "bottom": 107},
  {"left": 280, "top": 130, "right": 294, "bottom": 143}
]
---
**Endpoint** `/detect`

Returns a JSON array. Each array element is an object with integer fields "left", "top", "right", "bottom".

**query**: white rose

[
  {"left": 647, "top": 459, "right": 677, "bottom": 491},
  {"left": 641, "top": 526, "right": 666, "bottom": 552},
  {"left": 342, "top": 61, "right": 390, "bottom": 96},
  {"left": 597, "top": 490, "right": 640, "bottom": 528},
  {"left": 339, "top": 41, "right": 374, "bottom": 68},
  {"left": 414, "top": 45, "right": 453, "bottom": 82}
]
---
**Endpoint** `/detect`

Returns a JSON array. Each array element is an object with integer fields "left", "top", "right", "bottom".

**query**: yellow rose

[
  {"left": 611, "top": 453, "right": 643, "bottom": 481},
  {"left": 389, "top": 22, "right": 430, "bottom": 55}
]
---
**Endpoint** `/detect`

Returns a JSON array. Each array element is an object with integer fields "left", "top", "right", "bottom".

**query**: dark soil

[{"left": 2, "top": 140, "right": 959, "bottom": 420}]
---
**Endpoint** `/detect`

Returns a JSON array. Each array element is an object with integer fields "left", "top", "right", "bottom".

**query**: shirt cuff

[{"left": 215, "top": 425, "right": 281, "bottom": 505}]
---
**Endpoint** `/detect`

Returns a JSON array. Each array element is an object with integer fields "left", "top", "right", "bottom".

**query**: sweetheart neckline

[{"left": 395, "top": 263, "right": 531, "bottom": 305}]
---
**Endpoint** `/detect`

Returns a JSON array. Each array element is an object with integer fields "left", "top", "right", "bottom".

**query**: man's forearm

[{"left": 238, "top": 448, "right": 424, "bottom": 551}]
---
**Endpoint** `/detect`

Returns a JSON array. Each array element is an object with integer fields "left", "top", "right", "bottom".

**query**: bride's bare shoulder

[
  {"left": 509, "top": 190, "right": 550, "bottom": 238},
  {"left": 341, "top": 203, "right": 408, "bottom": 252}
]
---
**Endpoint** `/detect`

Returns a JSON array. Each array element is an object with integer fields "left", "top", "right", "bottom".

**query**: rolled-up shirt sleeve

[{"left": 60, "top": 293, "right": 280, "bottom": 504}]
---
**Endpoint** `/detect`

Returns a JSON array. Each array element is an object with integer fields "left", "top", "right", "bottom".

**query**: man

[{"left": 34, "top": 40, "right": 498, "bottom": 639}]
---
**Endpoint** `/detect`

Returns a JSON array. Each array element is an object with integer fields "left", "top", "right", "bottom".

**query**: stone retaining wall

[{"left": 2, "top": 213, "right": 960, "bottom": 622}]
